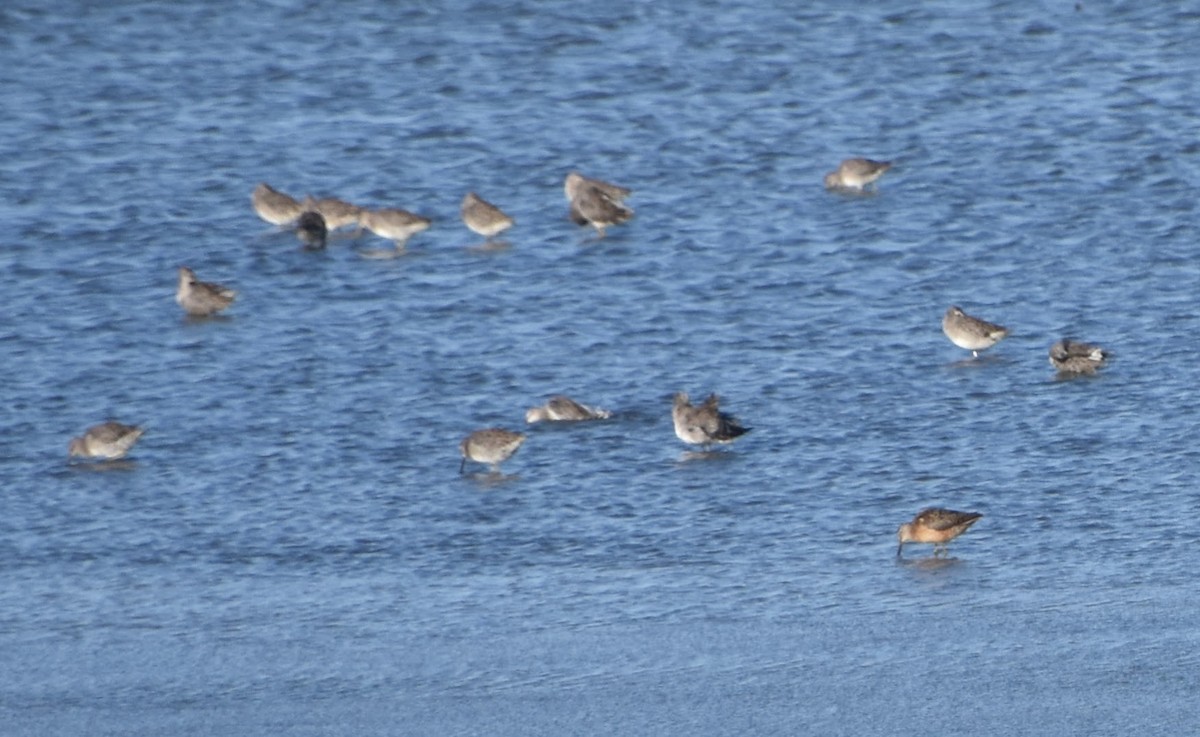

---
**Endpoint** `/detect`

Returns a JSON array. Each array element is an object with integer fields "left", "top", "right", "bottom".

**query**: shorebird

[
  {"left": 301, "top": 196, "right": 363, "bottom": 231},
  {"left": 358, "top": 208, "right": 432, "bottom": 249},
  {"left": 525, "top": 395, "right": 612, "bottom": 423},
  {"left": 564, "top": 171, "right": 633, "bottom": 238},
  {"left": 251, "top": 182, "right": 305, "bottom": 226},
  {"left": 68, "top": 421, "right": 145, "bottom": 460},
  {"left": 671, "top": 392, "right": 750, "bottom": 449},
  {"left": 942, "top": 305, "right": 1009, "bottom": 357},
  {"left": 564, "top": 171, "right": 632, "bottom": 203},
  {"left": 176, "top": 267, "right": 236, "bottom": 317},
  {"left": 459, "top": 428, "right": 526, "bottom": 473},
  {"left": 294, "top": 210, "right": 328, "bottom": 249},
  {"left": 1049, "top": 338, "right": 1108, "bottom": 375},
  {"left": 824, "top": 158, "right": 892, "bottom": 192},
  {"left": 897, "top": 507, "right": 983, "bottom": 557},
  {"left": 461, "top": 192, "right": 514, "bottom": 240}
]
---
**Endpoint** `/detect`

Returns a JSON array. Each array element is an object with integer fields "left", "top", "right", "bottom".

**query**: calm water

[{"left": 3, "top": 1, "right": 1200, "bottom": 734}]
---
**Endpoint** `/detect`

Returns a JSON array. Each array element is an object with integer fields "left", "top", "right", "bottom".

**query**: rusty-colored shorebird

[{"left": 897, "top": 507, "right": 983, "bottom": 557}]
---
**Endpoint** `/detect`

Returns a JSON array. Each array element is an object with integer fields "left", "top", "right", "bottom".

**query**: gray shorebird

[
  {"left": 358, "top": 208, "right": 432, "bottom": 249},
  {"left": 942, "top": 305, "right": 1009, "bottom": 357},
  {"left": 301, "top": 196, "right": 363, "bottom": 231},
  {"left": 1049, "top": 338, "right": 1108, "bottom": 375},
  {"left": 671, "top": 392, "right": 750, "bottom": 449},
  {"left": 564, "top": 171, "right": 630, "bottom": 224},
  {"left": 824, "top": 158, "right": 892, "bottom": 192},
  {"left": 564, "top": 171, "right": 633, "bottom": 238},
  {"left": 459, "top": 428, "right": 526, "bottom": 473},
  {"left": 525, "top": 395, "right": 612, "bottom": 423},
  {"left": 564, "top": 171, "right": 632, "bottom": 203},
  {"left": 176, "top": 267, "right": 236, "bottom": 317},
  {"left": 68, "top": 421, "right": 145, "bottom": 461},
  {"left": 461, "top": 192, "right": 514, "bottom": 240},
  {"left": 294, "top": 210, "right": 328, "bottom": 249},
  {"left": 251, "top": 182, "right": 305, "bottom": 226},
  {"left": 897, "top": 507, "right": 983, "bottom": 557}
]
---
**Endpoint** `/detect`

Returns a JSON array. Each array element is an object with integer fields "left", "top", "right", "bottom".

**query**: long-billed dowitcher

[
  {"left": 358, "top": 208, "right": 432, "bottom": 249},
  {"left": 824, "top": 158, "right": 892, "bottom": 192},
  {"left": 176, "top": 267, "right": 236, "bottom": 317},
  {"left": 1049, "top": 338, "right": 1108, "bottom": 375},
  {"left": 942, "top": 305, "right": 1009, "bottom": 357},
  {"left": 564, "top": 171, "right": 633, "bottom": 238},
  {"left": 301, "top": 196, "right": 363, "bottom": 231},
  {"left": 672, "top": 392, "right": 751, "bottom": 449},
  {"left": 68, "top": 421, "right": 145, "bottom": 460},
  {"left": 461, "top": 192, "right": 514, "bottom": 240},
  {"left": 525, "top": 395, "right": 612, "bottom": 423},
  {"left": 564, "top": 171, "right": 632, "bottom": 203},
  {"left": 459, "top": 428, "right": 526, "bottom": 473},
  {"left": 295, "top": 210, "right": 328, "bottom": 250},
  {"left": 896, "top": 507, "right": 982, "bottom": 557},
  {"left": 568, "top": 185, "right": 634, "bottom": 238},
  {"left": 251, "top": 182, "right": 304, "bottom": 226}
]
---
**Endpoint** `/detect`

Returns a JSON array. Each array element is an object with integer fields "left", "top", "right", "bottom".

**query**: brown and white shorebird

[
  {"left": 176, "top": 267, "right": 236, "bottom": 317},
  {"left": 294, "top": 210, "right": 328, "bottom": 250},
  {"left": 824, "top": 158, "right": 893, "bottom": 192},
  {"left": 1049, "top": 338, "right": 1108, "bottom": 375},
  {"left": 68, "top": 421, "right": 145, "bottom": 461},
  {"left": 251, "top": 182, "right": 305, "bottom": 226},
  {"left": 525, "top": 395, "right": 612, "bottom": 423},
  {"left": 564, "top": 171, "right": 634, "bottom": 238},
  {"left": 671, "top": 392, "right": 751, "bottom": 449},
  {"left": 461, "top": 192, "right": 514, "bottom": 240},
  {"left": 897, "top": 507, "right": 983, "bottom": 557},
  {"left": 942, "top": 305, "right": 1009, "bottom": 357},
  {"left": 358, "top": 208, "right": 432, "bottom": 249},
  {"left": 301, "top": 196, "right": 363, "bottom": 231},
  {"left": 459, "top": 428, "right": 526, "bottom": 473}
]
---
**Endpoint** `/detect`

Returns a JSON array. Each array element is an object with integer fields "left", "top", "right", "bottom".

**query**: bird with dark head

[
  {"left": 295, "top": 210, "right": 328, "bottom": 250},
  {"left": 1049, "top": 338, "right": 1108, "bottom": 375}
]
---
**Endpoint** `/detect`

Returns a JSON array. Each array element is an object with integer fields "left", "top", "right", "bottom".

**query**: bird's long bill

[
  {"left": 896, "top": 541, "right": 904, "bottom": 557},
  {"left": 459, "top": 457, "right": 466, "bottom": 474}
]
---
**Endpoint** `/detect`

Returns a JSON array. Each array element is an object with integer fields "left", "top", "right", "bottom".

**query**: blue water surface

[{"left": 2, "top": 1, "right": 1200, "bottom": 735}]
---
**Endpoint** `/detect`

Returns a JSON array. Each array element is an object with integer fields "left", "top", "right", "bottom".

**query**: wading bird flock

[{"left": 68, "top": 161, "right": 1110, "bottom": 558}]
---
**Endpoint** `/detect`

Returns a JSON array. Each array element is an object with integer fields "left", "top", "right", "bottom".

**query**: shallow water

[{"left": 3, "top": 1, "right": 1200, "bottom": 734}]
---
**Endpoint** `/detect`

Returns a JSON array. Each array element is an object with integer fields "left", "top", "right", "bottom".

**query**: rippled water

[{"left": 3, "top": 1, "right": 1200, "bottom": 734}]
